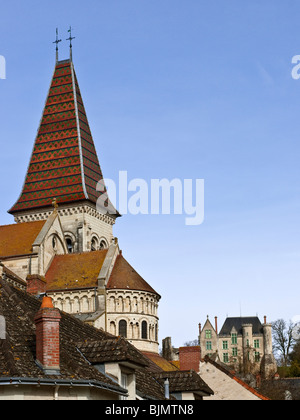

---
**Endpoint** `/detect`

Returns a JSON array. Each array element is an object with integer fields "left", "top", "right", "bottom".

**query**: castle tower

[
  {"left": 9, "top": 56, "right": 119, "bottom": 253},
  {"left": 261, "top": 320, "right": 277, "bottom": 379},
  {"left": 242, "top": 324, "right": 253, "bottom": 374}
]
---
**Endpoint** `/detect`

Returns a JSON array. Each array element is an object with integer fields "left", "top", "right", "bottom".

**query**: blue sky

[{"left": 0, "top": 0, "right": 300, "bottom": 347}]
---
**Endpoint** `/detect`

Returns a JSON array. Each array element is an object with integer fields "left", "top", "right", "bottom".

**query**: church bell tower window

[{"left": 66, "top": 237, "right": 74, "bottom": 254}]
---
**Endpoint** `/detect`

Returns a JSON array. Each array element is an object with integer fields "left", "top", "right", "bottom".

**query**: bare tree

[
  {"left": 272, "top": 319, "right": 297, "bottom": 366},
  {"left": 184, "top": 339, "right": 199, "bottom": 347}
]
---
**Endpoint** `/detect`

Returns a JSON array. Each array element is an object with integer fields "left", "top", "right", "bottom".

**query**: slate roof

[
  {"left": 77, "top": 337, "right": 150, "bottom": 368},
  {"left": 219, "top": 317, "right": 264, "bottom": 336},
  {"left": 0, "top": 221, "right": 46, "bottom": 258},
  {"left": 107, "top": 255, "right": 160, "bottom": 297},
  {"left": 9, "top": 60, "right": 113, "bottom": 215},
  {"left": 0, "top": 276, "right": 168, "bottom": 399},
  {"left": 154, "top": 370, "right": 214, "bottom": 397}
]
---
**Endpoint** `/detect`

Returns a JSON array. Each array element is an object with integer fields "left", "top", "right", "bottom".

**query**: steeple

[{"left": 9, "top": 59, "right": 113, "bottom": 216}]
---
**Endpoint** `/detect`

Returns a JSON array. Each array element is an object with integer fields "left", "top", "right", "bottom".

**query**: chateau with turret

[{"left": 199, "top": 316, "right": 277, "bottom": 379}]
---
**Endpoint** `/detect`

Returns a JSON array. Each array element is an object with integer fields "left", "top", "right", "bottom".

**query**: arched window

[
  {"left": 91, "top": 237, "right": 98, "bottom": 251},
  {"left": 119, "top": 320, "right": 127, "bottom": 338},
  {"left": 100, "top": 240, "right": 108, "bottom": 250},
  {"left": 110, "top": 322, "right": 116, "bottom": 336},
  {"left": 66, "top": 237, "right": 74, "bottom": 254},
  {"left": 142, "top": 321, "right": 148, "bottom": 340}
]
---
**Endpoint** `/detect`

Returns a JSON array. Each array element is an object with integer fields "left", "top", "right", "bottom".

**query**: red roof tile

[
  {"left": 0, "top": 221, "right": 46, "bottom": 258},
  {"left": 45, "top": 250, "right": 108, "bottom": 291},
  {"left": 107, "top": 255, "right": 160, "bottom": 297}
]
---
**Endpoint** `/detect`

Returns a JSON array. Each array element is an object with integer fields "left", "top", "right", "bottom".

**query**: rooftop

[
  {"left": 45, "top": 250, "right": 108, "bottom": 290},
  {"left": 219, "top": 317, "right": 264, "bottom": 336},
  {"left": 107, "top": 255, "right": 160, "bottom": 297},
  {"left": 0, "top": 221, "right": 46, "bottom": 258}
]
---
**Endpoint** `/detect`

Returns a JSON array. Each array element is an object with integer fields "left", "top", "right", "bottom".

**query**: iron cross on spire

[
  {"left": 53, "top": 28, "right": 62, "bottom": 63},
  {"left": 66, "top": 26, "right": 75, "bottom": 61}
]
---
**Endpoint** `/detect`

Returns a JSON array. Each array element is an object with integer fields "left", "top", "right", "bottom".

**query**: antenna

[{"left": 53, "top": 28, "right": 62, "bottom": 63}]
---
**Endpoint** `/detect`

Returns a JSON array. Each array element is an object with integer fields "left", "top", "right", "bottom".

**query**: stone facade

[
  {"left": 106, "top": 289, "right": 160, "bottom": 353},
  {"left": 199, "top": 316, "right": 277, "bottom": 380},
  {"left": 13, "top": 203, "right": 115, "bottom": 254}
]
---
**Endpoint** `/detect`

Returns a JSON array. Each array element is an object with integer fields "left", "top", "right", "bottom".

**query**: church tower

[
  {"left": 9, "top": 41, "right": 118, "bottom": 253},
  {"left": 3, "top": 33, "right": 160, "bottom": 354}
]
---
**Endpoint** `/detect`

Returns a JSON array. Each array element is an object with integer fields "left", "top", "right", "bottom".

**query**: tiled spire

[{"left": 9, "top": 59, "right": 107, "bottom": 214}]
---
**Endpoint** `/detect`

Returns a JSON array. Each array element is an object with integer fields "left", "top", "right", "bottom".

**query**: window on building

[
  {"left": 223, "top": 353, "right": 229, "bottom": 363},
  {"left": 66, "top": 237, "right": 74, "bottom": 254},
  {"left": 206, "top": 341, "right": 212, "bottom": 351},
  {"left": 231, "top": 333, "right": 237, "bottom": 345},
  {"left": 232, "top": 348, "right": 238, "bottom": 357},
  {"left": 142, "top": 321, "right": 148, "bottom": 340},
  {"left": 119, "top": 320, "right": 127, "bottom": 338},
  {"left": 222, "top": 341, "right": 228, "bottom": 350},
  {"left": 91, "top": 237, "right": 98, "bottom": 251},
  {"left": 255, "top": 352, "right": 260, "bottom": 362},
  {"left": 52, "top": 236, "right": 57, "bottom": 251},
  {"left": 205, "top": 330, "right": 212, "bottom": 339},
  {"left": 100, "top": 240, "right": 107, "bottom": 250},
  {"left": 247, "top": 339, "right": 250, "bottom": 347},
  {"left": 254, "top": 339, "right": 260, "bottom": 349}
]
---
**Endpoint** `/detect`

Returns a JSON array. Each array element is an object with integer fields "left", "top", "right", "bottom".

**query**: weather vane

[
  {"left": 66, "top": 26, "right": 75, "bottom": 60},
  {"left": 53, "top": 28, "right": 62, "bottom": 63}
]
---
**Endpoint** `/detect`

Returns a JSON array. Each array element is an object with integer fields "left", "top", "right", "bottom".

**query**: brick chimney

[
  {"left": 34, "top": 295, "right": 61, "bottom": 375},
  {"left": 27, "top": 274, "right": 47, "bottom": 296},
  {"left": 215, "top": 316, "right": 218, "bottom": 334},
  {"left": 179, "top": 346, "right": 201, "bottom": 372}
]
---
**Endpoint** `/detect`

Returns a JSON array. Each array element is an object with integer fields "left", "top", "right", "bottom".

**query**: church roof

[
  {"left": 0, "top": 221, "right": 46, "bottom": 258},
  {"left": 107, "top": 255, "right": 161, "bottom": 298},
  {"left": 45, "top": 250, "right": 108, "bottom": 291},
  {"left": 9, "top": 59, "right": 107, "bottom": 214}
]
